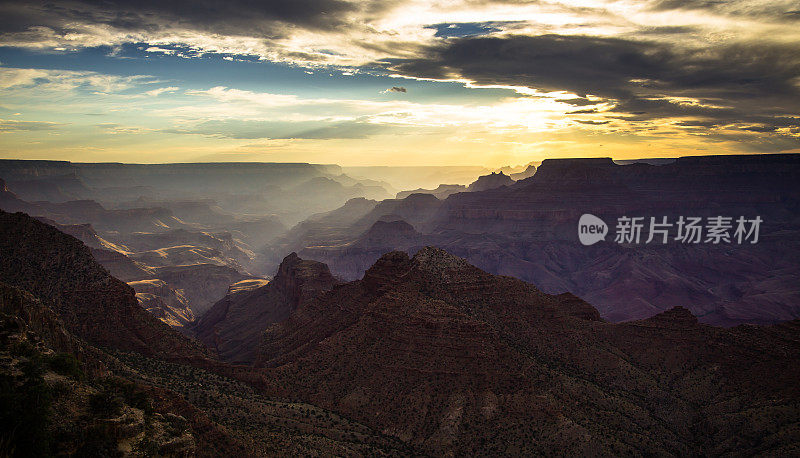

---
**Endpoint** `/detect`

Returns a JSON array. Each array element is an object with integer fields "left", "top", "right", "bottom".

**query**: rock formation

[
  {"left": 467, "top": 171, "right": 514, "bottom": 192},
  {"left": 195, "top": 253, "right": 337, "bottom": 364},
  {"left": 255, "top": 247, "right": 800, "bottom": 455},
  {"left": 396, "top": 184, "right": 466, "bottom": 200},
  {"left": 269, "top": 154, "right": 800, "bottom": 326}
]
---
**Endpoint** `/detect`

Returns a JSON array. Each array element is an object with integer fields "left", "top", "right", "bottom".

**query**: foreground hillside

[
  {"left": 256, "top": 247, "right": 800, "bottom": 455},
  {"left": 0, "top": 282, "right": 251, "bottom": 456},
  {"left": 0, "top": 211, "right": 412, "bottom": 456},
  {"left": 0, "top": 210, "right": 212, "bottom": 363}
]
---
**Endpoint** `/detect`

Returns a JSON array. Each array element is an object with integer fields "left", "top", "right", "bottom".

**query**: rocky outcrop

[
  {"left": 467, "top": 171, "right": 514, "bottom": 192},
  {"left": 353, "top": 192, "right": 443, "bottom": 232},
  {"left": 396, "top": 184, "right": 466, "bottom": 200},
  {"left": 0, "top": 282, "right": 253, "bottom": 457},
  {"left": 254, "top": 247, "right": 800, "bottom": 456},
  {"left": 509, "top": 164, "right": 536, "bottom": 180},
  {"left": 0, "top": 282, "right": 100, "bottom": 367},
  {"left": 195, "top": 253, "right": 337, "bottom": 364}
]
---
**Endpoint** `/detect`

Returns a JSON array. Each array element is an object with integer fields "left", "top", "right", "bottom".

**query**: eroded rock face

[
  {"left": 148, "top": 264, "right": 255, "bottom": 317},
  {"left": 194, "top": 253, "right": 337, "bottom": 364},
  {"left": 256, "top": 247, "right": 602, "bottom": 370},
  {"left": 128, "top": 279, "right": 195, "bottom": 332},
  {"left": 254, "top": 247, "right": 800, "bottom": 456},
  {"left": 0, "top": 210, "right": 209, "bottom": 362},
  {"left": 267, "top": 154, "right": 800, "bottom": 326}
]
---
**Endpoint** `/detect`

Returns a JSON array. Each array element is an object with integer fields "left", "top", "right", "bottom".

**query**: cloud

[
  {"left": 2, "top": 0, "right": 799, "bottom": 156},
  {"left": 0, "top": 119, "right": 64, "bottom": 132},
  {"left": 145, "top": 86, "right": 180, "bottom": 97},
  {"left": 390, "top": 34, "right": 800, "bottom": 143},
  {"left": 0, "top": 67, "right": 157, "bottom": 93},
  {"left": 647, "top": 0, "right": 800, "bottom": 21},
  {"left": 392, "top": 34, "right": 799, "bottom": 101},
  {"left": 185, "top": 86, "right": 304, "bottom": 107},
  {"left": 94, "top": 122, "right": 151, "bottom": 134},
  {"left": 0, "top": 0, "right": 391, "bottom": 66},
  {"left": 0, "top": 0, "right": 357, "bottom": 37}
]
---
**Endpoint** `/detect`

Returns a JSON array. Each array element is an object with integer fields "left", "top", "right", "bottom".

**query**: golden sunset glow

[{"left": 1, "top": 0, "right": 798, "bottom": 165}]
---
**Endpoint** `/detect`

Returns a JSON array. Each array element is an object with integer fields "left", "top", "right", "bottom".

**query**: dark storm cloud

[
  {"left": 391, "top": 34, "right": 800, "bottom": 133},
  {"left": 0, "top": 0, "right": 358, "bottom": 39},
  {"left": 385, "top": 86, "right": 407, "bottom": 93},
  {"left": 394, "top": 34, "right": 800, "bottom": 100},
  {"left": 568, "top": 108, "right": 598, "bottom": 114},
  {"left": 637, "top": 25, "right": 701, "bottom": 35},
  {"left": 394, "top": 34, "right": 671, "bottom": 99},
  {"left": 574, "top": 120, "right": 610, "bottom": 125},
  {"left": 560, "top": 97, "right": 599, "bottom": 106}
]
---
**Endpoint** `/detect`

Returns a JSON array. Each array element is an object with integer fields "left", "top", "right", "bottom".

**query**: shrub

[
  {"left": 48, "top": 353, "right": 85, "bottom": 380},
  {"left": 97, "top": 377, "right": 152, "bottom": 415},
  {"left": 89, "top": 390, "right": 123, "bottom": 418}
]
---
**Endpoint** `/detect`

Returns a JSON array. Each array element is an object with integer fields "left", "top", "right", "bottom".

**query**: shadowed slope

[{"left": 0, "top": 210, "right": 210, "bottom": 363}]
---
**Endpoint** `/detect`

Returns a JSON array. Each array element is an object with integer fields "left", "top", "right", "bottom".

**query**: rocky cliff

[{"left": 194, "top": 253, "right": 337, "bottom": 364}]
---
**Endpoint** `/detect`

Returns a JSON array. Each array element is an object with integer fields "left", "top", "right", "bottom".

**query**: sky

[{"left": 0, "top": 0, "right": 798, "bottom": 167}]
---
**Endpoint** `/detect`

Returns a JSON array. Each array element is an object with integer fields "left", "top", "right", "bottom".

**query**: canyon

[
  {"left": 2, "top": 212, "right": 798, "bottom": 455},
  {"left": 267, "top": 154, "right": 800, "bottom": 326}
]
